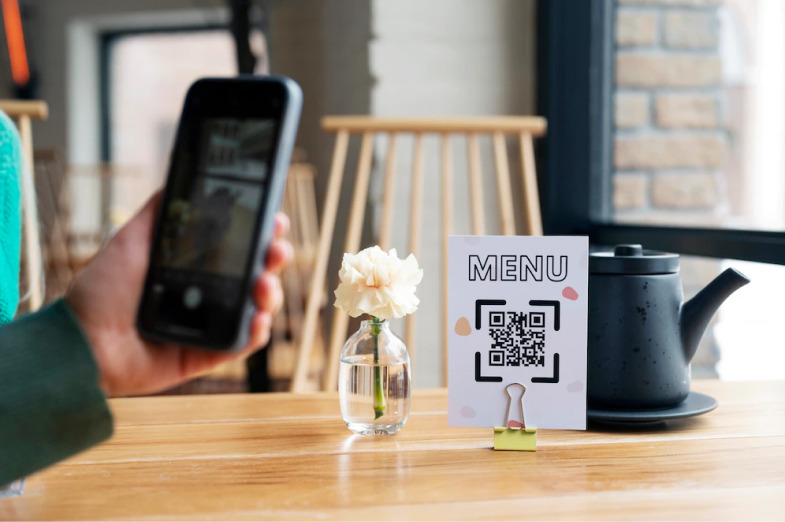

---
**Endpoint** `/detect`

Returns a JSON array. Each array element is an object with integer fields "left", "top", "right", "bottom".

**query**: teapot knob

[{"left": 614, "top": 244, "right": 643, "bottom": 257}]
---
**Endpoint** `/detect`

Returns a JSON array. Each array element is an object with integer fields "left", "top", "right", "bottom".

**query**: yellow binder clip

[{"left": 493, "top": 383, "right": 537, "bottom": 451}]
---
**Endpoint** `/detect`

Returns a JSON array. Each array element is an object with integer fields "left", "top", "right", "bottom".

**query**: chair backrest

[
  {"left": 268, "top": 161, "right": 325, "bottom": 389},
  {"left": 291, "top": 116, "right": 547, "bottom": 392},
  {"left": 0, "top": 100, "right": 48, "bottom": 312}
]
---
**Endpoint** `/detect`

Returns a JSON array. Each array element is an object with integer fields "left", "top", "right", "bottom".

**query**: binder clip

[{"left": 493, "top": 383, "right": 537, "bottom": 451}]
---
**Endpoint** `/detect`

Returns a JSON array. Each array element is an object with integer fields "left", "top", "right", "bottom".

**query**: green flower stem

[{"left": 371, "top": 316, "right": 386, "bottom": 419}]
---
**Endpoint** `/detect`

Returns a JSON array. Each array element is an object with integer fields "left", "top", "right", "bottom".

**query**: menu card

[{"left": 448, "top": 235, "right": 588, "bottom": 430}]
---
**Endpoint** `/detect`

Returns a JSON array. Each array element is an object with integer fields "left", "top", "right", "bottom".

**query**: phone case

[
  {"left": 137, "top": 76, "right": 302, "bottom": 351},
  {"left": 230, "top": 76, "right": 303, "bottom": 351}
]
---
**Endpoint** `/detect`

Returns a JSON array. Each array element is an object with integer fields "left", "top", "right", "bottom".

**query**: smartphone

[{"left": 137, "top": 76, "right": 302, "bottom": 351}]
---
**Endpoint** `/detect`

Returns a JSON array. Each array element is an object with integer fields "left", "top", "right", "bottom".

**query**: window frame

[
  {"left": 98, "top": 25, "right": 226, "bottom": 164},
  {"left": 537, "top": 0, "right": 785, "bottom": 265}
]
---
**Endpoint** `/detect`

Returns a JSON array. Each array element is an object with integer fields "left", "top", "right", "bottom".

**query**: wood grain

[
  {"left": 324, "top": 132, "right": 375, "bottom": 391},
  {"left": 322, "top": 116, "right": 547, "bottom": 135},
  {"left": 440, "top": 134, "right": 452, "bottom": 387},
  {"left": 492, "top": 132, "right": 515, "bottom": 236},
  {"left": 297, "top": 116, "right": 545, "bottom": 393},
  {"left": 519, "top": 132, "right": 543, "bottom": 236},
  {"left": 378, "top": 134, "right": 398, "bottom": 251},
  {"left": 405, "top": 133, "right": 425, "bottom": 364},
  {"left": 467, "top": 133, "right": 486, "bottom": 235},
  {"left": 2, "top": 380, "right": 784, "bottom": 520},
  {"left": 0, "top": 100, "right": 48, "bottom": 120},
  {"left": 291, "top": 131, "right": 348, "bottom": 391}
]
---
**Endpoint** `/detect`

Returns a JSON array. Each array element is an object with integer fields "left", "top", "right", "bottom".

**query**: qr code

[{"left": 487, "top": 311, "right": 546, "bottom": 367}]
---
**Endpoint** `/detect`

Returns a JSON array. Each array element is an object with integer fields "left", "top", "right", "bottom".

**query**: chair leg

[{"left": 246, "top": 341, "right": 273, "bottom": 392}]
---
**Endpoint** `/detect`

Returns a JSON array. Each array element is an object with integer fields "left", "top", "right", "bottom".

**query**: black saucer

[{"left": 587, "top": 391, "right": 718, "bottom": 424}]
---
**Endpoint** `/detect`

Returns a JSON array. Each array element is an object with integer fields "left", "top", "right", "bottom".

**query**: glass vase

[
  {"left": 338, "top": 319, "right": 411, "bottom": 435},
  {"left": 0, "top": 478, "right": 25, "bottom": 498}
]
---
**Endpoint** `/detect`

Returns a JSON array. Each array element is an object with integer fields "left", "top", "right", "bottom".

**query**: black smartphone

[{"left": 137, "top": 76, "right": 302, "bottom": 351}]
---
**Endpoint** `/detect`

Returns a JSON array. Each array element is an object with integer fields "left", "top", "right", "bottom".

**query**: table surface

[{"left": 1, "top": 379, "right": 784, "bottom": 520}]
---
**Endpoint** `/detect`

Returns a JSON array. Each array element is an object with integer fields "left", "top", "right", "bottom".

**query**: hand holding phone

[
  {"left": 137, "top": 76, "right": 302, "bottom": 351},
  {"left": 65, "top": 192, "right": 292, "bottom": 396}
]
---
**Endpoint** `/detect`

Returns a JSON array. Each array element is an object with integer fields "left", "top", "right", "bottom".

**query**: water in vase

[{"left": 339, "top": 354, "right": 411, "bottom": 435}]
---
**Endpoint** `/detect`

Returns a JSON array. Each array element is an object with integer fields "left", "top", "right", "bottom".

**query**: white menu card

[{"left": 448, "top": 235, "right": 589, "bottom": 430}]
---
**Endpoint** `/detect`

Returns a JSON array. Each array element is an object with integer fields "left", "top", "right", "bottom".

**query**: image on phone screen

[
  {"left": 161, "top": 119, "right": 274, "bottom": 277},
  {"left": 142, "top": 117, "right": 278, "bottom": 339}
]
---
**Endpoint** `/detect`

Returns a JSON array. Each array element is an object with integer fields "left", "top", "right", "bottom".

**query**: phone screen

[
  {"left": 159, "top": 118, "right": 274, "bottom": 277},
  {"left": 140, "top": 116, "right": 280, "bottom": 343}
]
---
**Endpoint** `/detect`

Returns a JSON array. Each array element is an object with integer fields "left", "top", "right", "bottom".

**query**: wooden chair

[
  {"left": 33, "top": 149, "right": 77, "bottom": 303},
  {"left": 267, "top": 162, "right": 326, "bottom": 390},
  {"left": 189, "top": 159, "right": 327, "bottom": 394},
  {"left": 64, "top": 163, "right": 145, "bottom": 263},
  {"left": 0, "top": 100, "right": 48, "bottom": 312},
  {"left": 291, "top": 117, "right": 547, "bottom": 392}
]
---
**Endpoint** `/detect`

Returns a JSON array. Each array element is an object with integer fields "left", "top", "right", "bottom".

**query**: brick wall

[
  {"left": 615, "top": 0, "right": 727, "bottom": 224},
  {"left": 614, "top": 0, "right": 727, "bottom": 376}
]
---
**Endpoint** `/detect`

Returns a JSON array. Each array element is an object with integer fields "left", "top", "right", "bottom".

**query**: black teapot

[{"left": 588, "top": 244, "right": 749, "bottom": 409}]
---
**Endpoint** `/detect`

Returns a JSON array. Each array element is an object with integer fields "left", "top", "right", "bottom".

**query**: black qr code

[{"left": 487, "top": 311, "right": 546, "bottom": 367}]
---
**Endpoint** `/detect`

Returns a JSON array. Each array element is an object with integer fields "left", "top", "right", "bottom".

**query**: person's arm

[
  {"left": 0, "top": 300, "right": 112, "bottom": 485},
  {"left": 0, "top": 192, "right": 290, "bottom": 485}
]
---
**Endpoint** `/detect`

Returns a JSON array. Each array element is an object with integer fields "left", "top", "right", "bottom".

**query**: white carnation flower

[{"left": 334, "top": 246, "right": 423, "bottom": 320}]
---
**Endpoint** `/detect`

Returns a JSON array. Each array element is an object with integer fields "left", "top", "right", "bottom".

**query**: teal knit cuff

[
  {"left": 0, "top": 110, "right": 22, "bottom": 324},
  {"left": 0, "top": 299, "right": 113, "bottom": 484}
]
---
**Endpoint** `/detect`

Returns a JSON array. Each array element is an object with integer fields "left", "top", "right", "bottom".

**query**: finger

[
  {"left": 254, "top": 272, "right": 284, "bottom": 315},
  {"left": 174, "top": 346, "right": 236, "bottom": 384},
  {"left": 274, "top": 212, "right": 290, "bottom": 239},
  {"left": 266, "top": 238, "right": 292, "bottom": 274},
  {"left": 173, "top": 311, "right": 269, "bottom": 381},
  {"left": 245, "top": 311, "right": 273, "bottom": 352}
]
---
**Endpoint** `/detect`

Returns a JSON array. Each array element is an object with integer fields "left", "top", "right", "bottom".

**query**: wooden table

[{"left": 1, "top": 380, "right": 784, "bottom": 520}]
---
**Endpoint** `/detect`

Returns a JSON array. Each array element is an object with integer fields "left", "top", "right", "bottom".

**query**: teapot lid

[{"left": 589, "top": 244, "right": 679, "bottom": 275}]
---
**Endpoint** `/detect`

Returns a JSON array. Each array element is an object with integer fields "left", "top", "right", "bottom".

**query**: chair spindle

[
  {"left": 467, "top": 133, "right": 486, "bottom": 236},
  {"left": 440, "top": 133, "right": 453, "bottom": 386},
  {"left": 405, "top": 133, "right": 425, "bottom": 364},
  {"left": 519, "top": 132, "right": 543, "bottom": 236},
  {"left": 492, "top": 132, "right": 516, "bottom": 236},
  {"left": 292, "top": 130, "right": 349, "bottom": 391},
  {"left": 379, "top": 133, "right": 398, "bottom": 251}
]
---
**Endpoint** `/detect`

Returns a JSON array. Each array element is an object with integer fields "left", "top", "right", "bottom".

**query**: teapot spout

[{"left": 681, "top": 268, "right": 750, "bottom": 363}]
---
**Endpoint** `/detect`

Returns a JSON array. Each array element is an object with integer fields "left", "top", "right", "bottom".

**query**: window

[
  {"left": 538, "top": 0, "right": 785, "bottom": 379},
  {"left": 101, "top": 28, "right": 235, "bottom": 218},
  {"left": 613, "top": 0, "right": 785, "bottom": 233}
]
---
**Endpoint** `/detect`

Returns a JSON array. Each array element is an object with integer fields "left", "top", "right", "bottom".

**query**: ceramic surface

[
  {"left": 587, "top": 391, "right": 718, "bottom": 423},
  {"left": 588, "top": 245, "right": 749, "bottom": 409}
]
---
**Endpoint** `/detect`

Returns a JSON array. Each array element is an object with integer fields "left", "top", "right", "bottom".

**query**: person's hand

[{"left": 65, "top": 192, "right": 292, "bottom": 397}]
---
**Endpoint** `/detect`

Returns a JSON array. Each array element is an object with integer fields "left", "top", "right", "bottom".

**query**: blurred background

[{"left": 1, "top": 0, "right": 783, "bottom": 393}]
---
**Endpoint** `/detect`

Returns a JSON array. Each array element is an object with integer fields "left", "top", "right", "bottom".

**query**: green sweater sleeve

[
  {"left": 0, "top": 300, "right": 113, "bottom": 484},
  {"left": 0, "top": 110, "right": 21, "bottom": 323}
]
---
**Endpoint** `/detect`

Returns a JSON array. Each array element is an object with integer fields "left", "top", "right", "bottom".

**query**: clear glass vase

[
  {"left": 338, "top": 319, "right": 411, "bottom": 435},
  {"left": 0, "top": 477, "right": 25, "bottom": 498}
]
